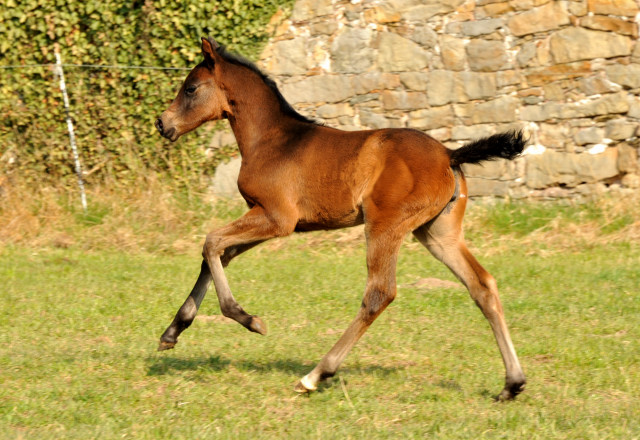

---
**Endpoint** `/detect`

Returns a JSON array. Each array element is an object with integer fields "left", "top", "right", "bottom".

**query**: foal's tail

[{"left": 448, "top": 130, "right": 527, "bottom": 167}]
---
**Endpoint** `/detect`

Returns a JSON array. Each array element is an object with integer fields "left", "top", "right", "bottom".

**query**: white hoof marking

[{"left": 300, "top": 374, "right": 317, "bottom": 391}]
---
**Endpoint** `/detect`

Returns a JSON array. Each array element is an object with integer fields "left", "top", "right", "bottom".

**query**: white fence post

[{"left": 54, "top": 49, "right": 88, "bottom": 214}]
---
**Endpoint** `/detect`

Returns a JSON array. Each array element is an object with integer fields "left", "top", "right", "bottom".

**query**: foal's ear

[{"left": 201, "top": 37, "right": 221, "bottom": 66}]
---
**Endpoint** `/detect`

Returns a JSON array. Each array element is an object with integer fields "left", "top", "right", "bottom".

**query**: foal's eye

[{"left": 185, "top": 85, "right": 197, "bottom": 96}]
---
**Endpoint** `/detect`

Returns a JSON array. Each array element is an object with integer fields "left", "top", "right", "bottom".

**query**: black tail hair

[{"left": 449, "top": 130, "right": 527, "bottom": 167}]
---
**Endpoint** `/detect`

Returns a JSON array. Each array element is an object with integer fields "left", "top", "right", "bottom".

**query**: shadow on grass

[
  {"left": 147, "top": 355, "right": 231, "bottom": 376},
  {"left": 147, "top": 355, "right": 398, "bottom": 381}
]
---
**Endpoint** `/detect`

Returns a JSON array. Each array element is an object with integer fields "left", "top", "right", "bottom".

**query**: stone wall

[{"left": 214, "top": 0, "right": 640, "bottom": 198}]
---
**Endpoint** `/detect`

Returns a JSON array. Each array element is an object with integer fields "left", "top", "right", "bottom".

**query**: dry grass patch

[
  {"left": 0, "top": 176, "right": 220, "bottom": 253},
  {"left": 1, "top": 176, "right": 638, "bottom": 255}
]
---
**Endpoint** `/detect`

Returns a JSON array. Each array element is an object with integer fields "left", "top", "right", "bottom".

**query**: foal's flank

[{"left": 155, "top": 37, "right": 528, "bottom": 401}]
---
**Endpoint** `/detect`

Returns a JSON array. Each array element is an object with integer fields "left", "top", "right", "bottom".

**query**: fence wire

[{"left": 0, "top": 63, "right": 190, "bottom": 71}]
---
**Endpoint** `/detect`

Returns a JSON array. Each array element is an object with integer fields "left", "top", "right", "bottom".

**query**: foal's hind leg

[
  {"left": 413, "top": 203, "right": 526, "bottom": 400},
  {"left": 294, "top": 226, "right": 404, "bottom": 392}
]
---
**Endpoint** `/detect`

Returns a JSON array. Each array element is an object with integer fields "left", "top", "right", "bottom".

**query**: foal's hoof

[
  {"left": 496, "top": 381, "right": 526, "bottom": 401},
  {"left": 157, "top": 340, "right": 176, "bottom": 351},
  {"left": 293, "top": 375, "right": 317, "bottom": 393},
  {"left": 248, "top": 315, "right": 267, "bottom": 335}
]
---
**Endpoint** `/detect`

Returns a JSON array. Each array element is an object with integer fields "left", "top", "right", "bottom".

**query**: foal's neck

[{"left": 223, "top": 66, "right": 312, "bottom": 158}]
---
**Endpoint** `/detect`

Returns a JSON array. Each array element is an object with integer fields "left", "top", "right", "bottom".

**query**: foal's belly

[{"left": 294, "top": 206, "right": 364, "bottom": 232}]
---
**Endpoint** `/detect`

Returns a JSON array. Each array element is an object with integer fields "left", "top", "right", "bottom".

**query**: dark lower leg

[{"left": 158, "top": 260, "right": 212, "bottom": 350}]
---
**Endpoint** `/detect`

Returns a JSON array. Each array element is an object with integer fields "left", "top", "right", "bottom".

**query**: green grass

[
  {"left": 466, "top": 198, "right": 628, "bottom": 238},
  {"left": 1, "top": 236, "right": 639, "bottom": 439}
]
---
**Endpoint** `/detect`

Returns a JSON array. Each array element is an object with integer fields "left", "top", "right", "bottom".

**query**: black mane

[{"left": 217, "top": 46, "right": 316, "bottom": 124}]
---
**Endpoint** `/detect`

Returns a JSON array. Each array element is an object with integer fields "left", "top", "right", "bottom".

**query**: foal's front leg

[
  {"left": 158, "top": 244, "right": 263, "bottom": 351},
  {"left": 158, "top": 206, "right": 294, "bottom": 350},
  {"left": 158, "top": 259, "right": 213, "bottom": 350}
]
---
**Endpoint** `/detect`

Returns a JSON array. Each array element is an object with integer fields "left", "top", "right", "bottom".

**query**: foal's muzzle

[{"left": 155, "top": 117, "right": 177, "bottom": 141}]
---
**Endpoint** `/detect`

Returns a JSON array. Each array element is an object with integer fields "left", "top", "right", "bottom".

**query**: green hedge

[{"left": 0, "top": 0, "right": 293, "bottom": 187}]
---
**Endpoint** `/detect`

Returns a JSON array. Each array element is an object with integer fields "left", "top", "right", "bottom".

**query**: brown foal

[{"left": 155, "top": 37, "right": 527, "bottom": 400}]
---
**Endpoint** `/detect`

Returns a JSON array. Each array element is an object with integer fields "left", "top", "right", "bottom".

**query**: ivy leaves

[{"left": 0, "top": 0, "right": 294, "bottom": 187}]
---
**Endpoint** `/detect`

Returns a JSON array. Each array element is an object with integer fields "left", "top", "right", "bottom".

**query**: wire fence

[{"left": 0, "top": 63, "right": 191, "bottom": 71}]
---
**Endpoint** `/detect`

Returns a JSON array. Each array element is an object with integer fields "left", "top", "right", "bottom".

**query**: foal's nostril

[{"left": 155, "top": 118, "right": 164, "bottom": 134}]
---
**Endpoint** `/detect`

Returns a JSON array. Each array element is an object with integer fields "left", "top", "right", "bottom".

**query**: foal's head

[{"left": 155, "top": 37, "right": 230, "bottom": 142}]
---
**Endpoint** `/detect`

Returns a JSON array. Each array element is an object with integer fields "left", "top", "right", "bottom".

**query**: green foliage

[{"left": 0, "top": 0, "right": 294, "bottom": 187}]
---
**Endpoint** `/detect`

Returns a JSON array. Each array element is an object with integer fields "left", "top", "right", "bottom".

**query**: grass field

[{"left": 1, "top": 212, "right": 639, "bottom": 439}]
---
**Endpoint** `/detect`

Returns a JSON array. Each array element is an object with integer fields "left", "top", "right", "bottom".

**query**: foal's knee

[{"left": 202, "top": 233, "right": 224, "bottom": 260}]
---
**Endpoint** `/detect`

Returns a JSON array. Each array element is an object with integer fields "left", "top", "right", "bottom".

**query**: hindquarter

[{"left": 363, "top": 129, "right": 457, "bottom": 234}]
